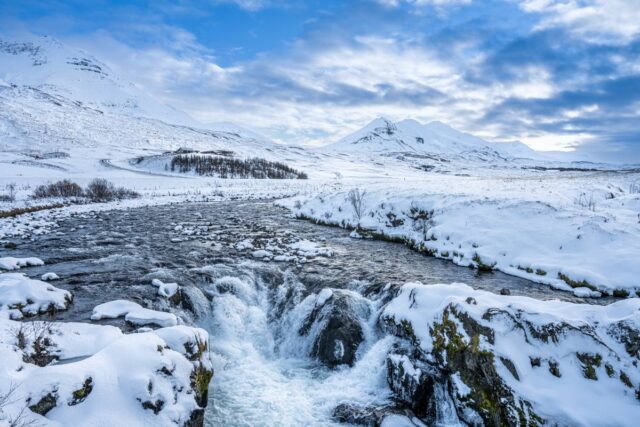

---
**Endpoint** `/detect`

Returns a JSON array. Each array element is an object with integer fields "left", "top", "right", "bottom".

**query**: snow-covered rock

[
  {"left": 0, "top": 272, "right": 71, "bottom": 318},
  {"left": 91, "top": 300, "right": 178, "bottom": 327},
  {"left": 41, "top": 272, "right": 59, "bottom": 281},
  {"left": 381, "top": 282, "right": 640, "bottom": 426},
  {"left": 0, "top": 256, "right": 44, "bottom": 270},
  {"left": 151, "top": 278, "right": 179, "bottom": 299},
  {"left": 0, "top": 317, "right": 212, "bottom": 426}
]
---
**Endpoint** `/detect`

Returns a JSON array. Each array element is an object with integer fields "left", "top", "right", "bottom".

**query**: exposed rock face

[
  {"left": 298, "top": 290, "right": 370, "bottom": 367},
  {"left": 379, "top": 283, "right": 640, "bottom": 426}
]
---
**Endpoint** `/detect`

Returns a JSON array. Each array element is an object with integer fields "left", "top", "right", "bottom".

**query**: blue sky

[{"left": 1, "top": 0, "right": 640, "bottom": 161}]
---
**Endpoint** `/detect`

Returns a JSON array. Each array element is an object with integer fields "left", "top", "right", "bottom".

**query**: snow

[
  {"left": 287, "top": 239, "right": 334, "bottom": 257},
  {"left": 91, "top": 300, "right": 179, "bottom": 327},
  {"left": 41, "top": 272, "right": 59, "bottom": 281},
  {"left": 151, "top": 278, "right": 179, "bottom": 298},
  {"left": 0, "top": 256, "right": 44, "bottom": 270},
  {"left": 316, "top": 288, "right": 334, "bottom": 306},
  {"left": 0, "top": 316, "right": 210, "bottom": 427},
  {"left": 0, "top": 272, "right": 71, "bottom": 318},
  {"left": 323, "top": 116, "right": 540, "bottom": 160},
  {"left": 282, "top": 176, "right": 640, "bottom": 295},
  {"left": 383, "top": 282, "right": 640, "bottom": 426},
  {"left": 251, "top": 249, "right": 273, "bottom": 259}
]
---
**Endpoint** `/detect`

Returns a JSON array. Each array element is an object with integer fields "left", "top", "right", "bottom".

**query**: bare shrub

[
  {"left": 574, "top": 192, "right": 596, "bottom": 211},
  {"left": 85, "top": 179, "right": 139, "bottom": 202},
  {"left": 0, "top": 183, "right": 17, "bottom": 202},
  {"left": 85, "top": 178, "right": 114, "bottom": 201},
  {"left": 409, "top": 202, "right": 434, "bottom": 240},
  {"left": 348, "top": 188, "right": 366, "bottom": 222},
  {"left": 33, "top": 180, "right": 83, "bottom": 198}
]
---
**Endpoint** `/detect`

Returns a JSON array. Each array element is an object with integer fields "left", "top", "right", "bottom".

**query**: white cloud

[
  {"left": 377, "top": 0, "right": 472, "bottom": 6},
  {"left": 520, "top": 0, "right": 640, "bottom": 43},
  {"left": 66, "top": 28, "right": 568, "bottom": 148},
  {"left": 212, "top": 0, "right": 271, "bottom": 11}
]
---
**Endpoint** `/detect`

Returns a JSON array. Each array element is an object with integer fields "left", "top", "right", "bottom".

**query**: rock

[
  {"left": 500, "top": 288, "right": 511, "bottom": 295},
  {"left": 69, "top": 377, "right": 93, "bottom": 406},
  {"left": 332, "top": 402, "right": 418, "bottom": 426},
  {"left": 29, "top": 391, "right": 58, "bottom": 415},
  {"left": 299, "top": 290, "right": 370, "bottom": 367},
  {"left": 386, "top": 351, "right": 435, "bottom": 419}
]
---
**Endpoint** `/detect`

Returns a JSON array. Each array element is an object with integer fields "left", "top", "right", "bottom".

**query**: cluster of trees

[
  {"left": 169, "top": 155, "right": 308, "bottom": 179},
  {"left": 33, "top": 179, "right": 140, "bottom": 202}
]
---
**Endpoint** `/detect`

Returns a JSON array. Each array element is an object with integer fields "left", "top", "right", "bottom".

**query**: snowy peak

[{"left": 324, "top": 117, "right": 540, "bottom": 159}]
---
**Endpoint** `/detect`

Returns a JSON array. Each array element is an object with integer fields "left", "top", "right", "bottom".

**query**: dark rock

[
  {"left": 332, "top": 402, "right": 418, "bottom": 426},
  {"left": 548, "top": 359, "right": 561, "bottom": 377},
  {"left": 386, "top": 352, "right": 435, "bottom": 419},
  {"left": 141, "top": 399, "right": 165, "bottom": 414},
  {"left": 500, "top": 288, "right": 511, "bottom": 295},
  {"left": 29, "top": 392, "right": 58, "bottom": 415},
  {"left": 300, "top": 291, "right": 369, "bottom": 367}
]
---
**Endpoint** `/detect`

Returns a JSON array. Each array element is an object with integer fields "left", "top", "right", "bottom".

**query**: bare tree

[{"left": 348, "top": 188, "right": 366, "bottom": 222}]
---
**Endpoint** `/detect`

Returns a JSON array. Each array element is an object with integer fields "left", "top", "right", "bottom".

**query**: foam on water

[{"left": 203, "top": 271, "right": 394, "bottom": 426}]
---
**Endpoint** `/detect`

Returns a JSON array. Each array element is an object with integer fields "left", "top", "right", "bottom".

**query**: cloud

[
  {"left": 211, "top": 0, "right": 274, "bottom": 11},
  {"left": 4, "top": 0, "right": 639, "bottom": 161},
  {"left": 520, "top": 0, "right": 640, "bottom": 44},
  {"left": 377, "top": 0, "right": 472, "bottom": 7}
]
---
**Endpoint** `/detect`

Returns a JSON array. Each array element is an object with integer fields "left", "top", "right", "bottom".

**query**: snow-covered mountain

[
  {"left": 0, "top": 35, "right": 291, "bottom": 155},
  {"left": 0, "top": 35, "right": 201, "bottom": 127},
  {"left": 323, "top": 117, "right": 540, "bottom": 160}
]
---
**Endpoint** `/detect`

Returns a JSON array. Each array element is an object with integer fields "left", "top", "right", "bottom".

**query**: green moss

[
  {"left": 620, "top": 371, "right": 633, "bottom": 388},
  {"left": 558, "top": 273, "right": 598, "bottom": 291},
  {"left": 473, "top": 253, "right": 496, "bottom": 272},
  {"left": 69, "top": 378, "right": 93, "bottom": 406},
  {"left": 400, "top": 319, "right": 418, "bottom": 344},
  {"left": 576, "top": 353, "right": 601, "bottom": 380},
  {"left": 605, "top": 363, "right": 615, "bottom": 377},
  {"left": 193, "top": 365, "right": 213, "bottom": 397},
  {"left": 612, "top": 289, "right": 630, "bottom": 298},
  {"left": 535, "top": 269, "right": 547, "bottom": 276}
]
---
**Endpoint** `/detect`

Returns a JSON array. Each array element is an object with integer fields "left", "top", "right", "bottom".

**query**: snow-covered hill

[{"left": 322, "top": 117, "right": 540, "bottom": 160}]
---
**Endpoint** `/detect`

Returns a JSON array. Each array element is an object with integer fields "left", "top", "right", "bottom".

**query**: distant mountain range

[{"left": 322, "top": 117, "right": 542, "bottom": 160}]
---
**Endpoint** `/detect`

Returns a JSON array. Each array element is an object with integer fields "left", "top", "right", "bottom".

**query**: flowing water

[{"left": 1, "top": 200, "right": 602, "bottom": 426}]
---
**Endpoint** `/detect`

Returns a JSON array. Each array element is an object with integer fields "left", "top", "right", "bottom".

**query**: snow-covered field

[{"left": 282, "top": 169, "right": 640, "bottom": 297}]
